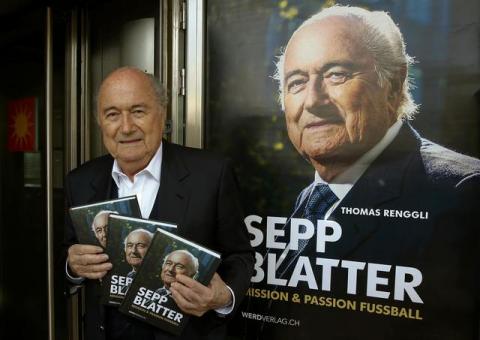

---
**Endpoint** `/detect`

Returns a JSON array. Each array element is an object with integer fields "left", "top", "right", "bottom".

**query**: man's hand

[
  {"left": 169, "top": 273, "right": 232, "bottom": 317},
  {"left": 67, "top": 244, "right": 112, "bottom": 279}
]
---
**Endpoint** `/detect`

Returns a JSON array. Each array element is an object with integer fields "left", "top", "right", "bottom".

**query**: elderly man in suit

[
  {"left": 254, "top": 5, "right": 479, "bottom": 340},
  {"left": 64, "top": 66, "right": 254, "bottom": 340}
]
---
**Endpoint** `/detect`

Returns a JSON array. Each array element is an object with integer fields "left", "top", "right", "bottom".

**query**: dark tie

[
  {"left": 278, "top": 183, "right": 338, "bottom": 277},
  {"left": 303, "top": 183, "right": 338, "bottom": 221}
]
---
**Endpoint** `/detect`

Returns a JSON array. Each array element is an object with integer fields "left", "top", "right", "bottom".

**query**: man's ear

[
  {"left": 391, "top": 64, "right": 407, "bottom": 94},
  {"left": 387, "top": 65, "right": 407, "bottom": 117}
]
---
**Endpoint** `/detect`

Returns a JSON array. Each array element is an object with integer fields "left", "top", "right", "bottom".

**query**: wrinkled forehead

[
  {"left": 284, "top": 16, "right": 371, "bottom": 68},
  {"left": 289, "top": 15, "right": 364, "bottom": 47},
  {"left": 168, "top": 252, "right": 191, "bottom": 265},
  {"left": 127, "top": 232, "right": 150, "bottom": 244},
  {"left": 94, "top": 213, "right": 109, "bottom": 226},
  {"left": 100, "top": 68, "right": 152, "bottom": 92},
  {"left": 97, "top": 69, "right": 160, "bottom": 110}
]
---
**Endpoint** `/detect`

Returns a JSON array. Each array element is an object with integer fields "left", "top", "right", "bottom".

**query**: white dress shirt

[{"left": 112, "top": 143, "right": 163, "bottom": 219}]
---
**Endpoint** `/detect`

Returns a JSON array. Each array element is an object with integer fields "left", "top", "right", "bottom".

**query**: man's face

[
  {"left": 125, "top": 232, "right": 151, "bottom": 269},
  {"left": 97, "top": 69, "right": 164, "bottom": 174},
  {"left": 161, "top": 252, "right": 195, "bottom": 288},
  {"left": 283, "top": 18, "right": 397, "bottom": 165},
  {"left": 93, "top": 213, "right": 108, "bottom": 248}
]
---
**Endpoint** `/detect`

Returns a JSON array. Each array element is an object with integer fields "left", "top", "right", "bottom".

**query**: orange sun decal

[{"left": 7, "top": 97, "right": 37, "bottom": 152}]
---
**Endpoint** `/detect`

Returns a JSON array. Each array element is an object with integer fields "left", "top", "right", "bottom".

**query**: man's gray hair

[
  {"left": 144, "top": 70, "right": 169, "bottom": 109},
  {"left": 274, "top": 5, "right": 418, "bottom": 119},
  {"left": 91, "top": 210, "right": 118, "bottom": 231},
  {"left": 163, "top": 249, "right": 199, "bottom": 277},
  {"left": 123, "top": 228, "right": 154, "bottom": 248}
]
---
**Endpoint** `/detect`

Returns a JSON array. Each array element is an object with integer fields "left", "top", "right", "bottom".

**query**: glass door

[{"left": 0, "top": 5, "right": 67, "bottom": 340}]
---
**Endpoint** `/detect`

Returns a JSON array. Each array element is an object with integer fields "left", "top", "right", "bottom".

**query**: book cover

[
  {"left": 119, "top": 227, "right": 222, "bottom": 335},
  {"left": 103, "top": 215, "right": 177, "bottom": 306},
  {"left": 68, "top": 195, "right": 141, "bottom": 248}
]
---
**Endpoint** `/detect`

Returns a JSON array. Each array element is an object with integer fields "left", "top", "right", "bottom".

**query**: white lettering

[
  {"left": 289, "top": 219, "right": 314, "bottom": 251},
  {"left": 245, "top": 215, "right": 263, "bottom": 247},
  {"left": 316, "top": 220, "right": 342, "bottom": 253},
  {"left": 266, "top": 217, "right": 288, "bottom": 249},
  {"left": 367, "top": 263, "right": 391, "bottom": 299},
  {"left": 316, "top": 258, "right": 340, "bottom": 291},
  {"left": 394, "top": 266, "right": 423, "bottom": 303},
  {"left": 288, "top": 256, "right": 317, "bottom": 289},
  {"left": 341, "top": 260, "right": 366, "bottom": 295}
]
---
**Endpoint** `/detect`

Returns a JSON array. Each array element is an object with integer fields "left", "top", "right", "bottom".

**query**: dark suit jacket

[
  {"left": 249, "top": 123, "right": 480, "bottom": 339},
  {"left": 63, "top": 141, "right": 254, "bottom": 340}
]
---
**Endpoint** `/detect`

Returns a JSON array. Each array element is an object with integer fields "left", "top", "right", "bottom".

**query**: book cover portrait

[{"left": 120, "top": 228, "right": 221, "bottom": 335}]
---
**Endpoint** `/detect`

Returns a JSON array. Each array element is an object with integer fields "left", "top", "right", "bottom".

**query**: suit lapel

[
  {"left": 87, "top": 155, "right": 116, "bottom": 202},
  {"left": 149, "top": 141, "right": 190, "bottom": 230},
  {"left": 329, "top": 123, "right": 420, "bottom": 258}
]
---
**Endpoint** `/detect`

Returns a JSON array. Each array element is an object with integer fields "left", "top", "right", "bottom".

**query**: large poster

[{"left": 205, "top": 1, "right": 479, "bottom": 339}]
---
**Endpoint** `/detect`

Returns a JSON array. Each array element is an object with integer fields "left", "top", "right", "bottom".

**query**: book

[
  {"left": 103, "top": 215, "right": 177, "bottom": 306},
  {"left": 68, "top": 195, "right": 141, "bottom": 248},
  {"left": 119, "top": 227, "right": 222, "bottom": 335}
]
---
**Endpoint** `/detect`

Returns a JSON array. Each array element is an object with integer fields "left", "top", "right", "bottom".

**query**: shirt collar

[
  {"left": 111, "top": 142, "right": 163, "bottom": 185},
  {"left": 314, "top": 119, "right": 403, "bottom": 200}
]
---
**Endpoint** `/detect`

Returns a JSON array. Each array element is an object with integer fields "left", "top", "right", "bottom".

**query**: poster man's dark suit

[
  {"left": 63, "top": 141, "right": 254, "bottom": 340},
  {"left": 153, "top": 287, "right": 172, "bottom": 304},
  {"left": 252, "top": 123, "right": 479, "bottom": 340},
  {"left": 155, "top": 287, "right": 171, "bottom": 297}
]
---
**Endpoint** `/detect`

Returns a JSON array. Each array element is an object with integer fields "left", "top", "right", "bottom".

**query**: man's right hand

[{"left": 67, "top": 244, "right": 112, "bottom": 279}]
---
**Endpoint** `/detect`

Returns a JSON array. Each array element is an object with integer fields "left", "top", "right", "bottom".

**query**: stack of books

[{"left": 69, "top": 196, "right": 221, "bottom": 335}]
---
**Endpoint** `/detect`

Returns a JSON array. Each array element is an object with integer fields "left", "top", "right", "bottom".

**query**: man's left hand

[{"left": 169, "top": 272, "right": 232, "bottom": 317}]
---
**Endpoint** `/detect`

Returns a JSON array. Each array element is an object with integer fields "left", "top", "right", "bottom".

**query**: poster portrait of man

[
  {"left": 257, "top": 5, "right": 478, "bottom": 339},
  {"left": 204, "top": 1, "right": 479, "bottom": 340}
]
